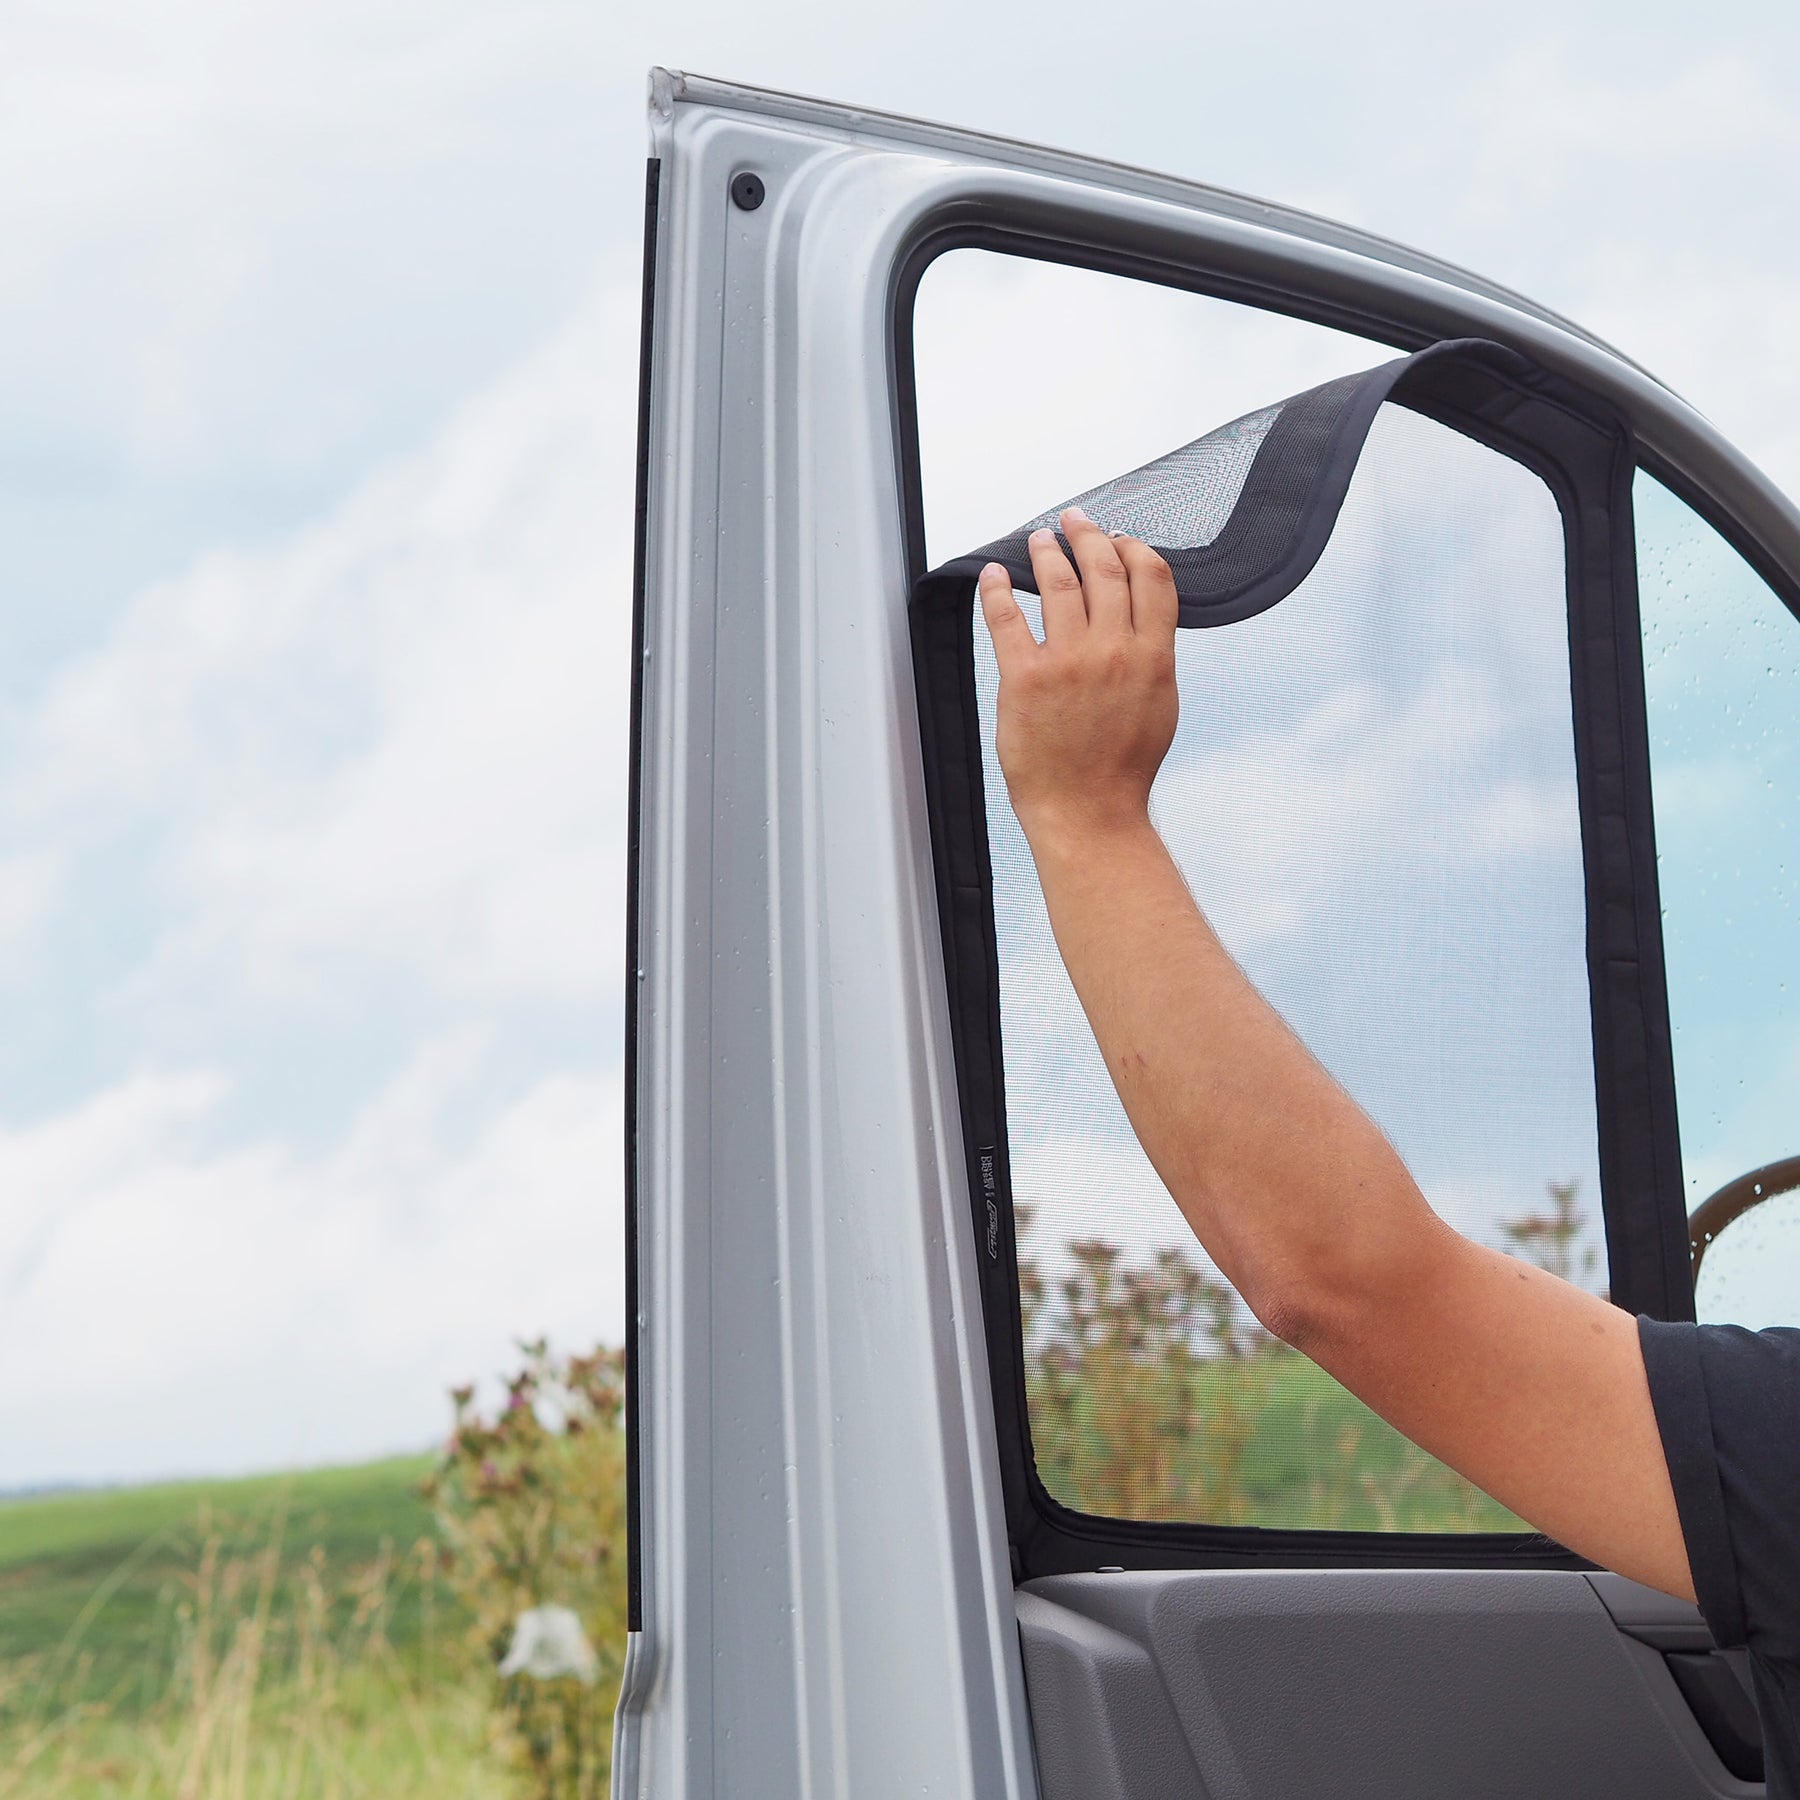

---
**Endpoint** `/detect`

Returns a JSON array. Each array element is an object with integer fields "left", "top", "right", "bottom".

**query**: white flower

[{"left": 497, "top": 1604, "right": 598, "bottom": 1683}]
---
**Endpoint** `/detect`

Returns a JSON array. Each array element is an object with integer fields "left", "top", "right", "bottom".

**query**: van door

[{"left": 617, "top": 69, "right": 1800, "bottom": 1798}]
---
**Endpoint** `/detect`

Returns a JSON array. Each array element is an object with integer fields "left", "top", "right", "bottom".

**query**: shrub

[
  {"left": 424, "top": 1341, "right": 628, "bottom": 1800},
  {"left": 1020, "top": 1213, "right": 1275, "bottom": 1522},
  {"left": 1017, "top": 1183, "right": 1590, "bottom": 1530}
]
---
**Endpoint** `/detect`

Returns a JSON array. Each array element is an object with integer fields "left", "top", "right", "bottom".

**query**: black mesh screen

[
  {"left": 909, "top": 328, "right": 1680, "bottom": 1571},
  {"left": 974, "top": 402, "right": 1604, "bottom": 1531},
  {"left": 1011, "top": 401, "right": 1284, "bottom": 548}
]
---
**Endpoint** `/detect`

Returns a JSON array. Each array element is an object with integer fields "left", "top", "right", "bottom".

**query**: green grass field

[
  {"left": 1, "top": 1461, "right": 444, "bottom": 1684},
  {"left": 0, "top": 1456, "right": 446, "bottom": 1707},
  {"left": 0, "top": 1455, "right": 494, "bottom": 1799},
  {"left": 1208, "top": 1351, "right": 1524, "bottom": 1532}
]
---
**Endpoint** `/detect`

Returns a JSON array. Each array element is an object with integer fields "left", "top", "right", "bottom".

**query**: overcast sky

[{"left": 2, "top": 0, "right": 1797, "bottom": 1487}]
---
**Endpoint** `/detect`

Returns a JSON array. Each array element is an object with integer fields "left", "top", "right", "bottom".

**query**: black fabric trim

[
  {"left": 623, "top": 155, "right": 660, "bottom": 1635},
  {"left": 907, "top": 331, "right": 1688, "bottom": 1578},
  {"left": 1569, "top": 432, "right": 1693, "bottom": 1323},
  {"left": 938, "top": 340, "right": 1563, "bottom": 630}
]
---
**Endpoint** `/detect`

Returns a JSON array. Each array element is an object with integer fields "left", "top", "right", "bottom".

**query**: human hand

[{"left": 978, "top": 506, "right": 1179, "bottom": 853}]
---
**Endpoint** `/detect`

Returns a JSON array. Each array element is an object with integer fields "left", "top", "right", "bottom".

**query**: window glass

[
  {"left": 920, "top": 254, "right": 1606, "bottom": 1531},
  {"left": 1636, "top": 473, "right": 1800, "bottom": 1329}
]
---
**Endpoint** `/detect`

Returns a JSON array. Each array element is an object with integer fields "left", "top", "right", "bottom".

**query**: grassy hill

[
  {"left": 0, "top": 1455, "right": 497, "bottom": 1799},
  {"left": 0, "top": 1455, "right": 448, "bottom": 1719}
]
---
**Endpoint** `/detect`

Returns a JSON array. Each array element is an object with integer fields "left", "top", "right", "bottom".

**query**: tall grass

[
  {"left": 1, "top": 1503, "right": 497, "bottom": 1800},
  {"left": 0, "top": 1337, "right": 627, "bottom": 1800}
]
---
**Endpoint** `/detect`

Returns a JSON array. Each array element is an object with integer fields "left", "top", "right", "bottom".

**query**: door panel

[
  {"left": 626, "top": 69, "right": 1800, "bottom": 1799},
  {"left": 1019, "top": 1571, "right": 1764, "bottom": 1799}
]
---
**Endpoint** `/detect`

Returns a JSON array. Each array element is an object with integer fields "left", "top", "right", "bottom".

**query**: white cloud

[
  {"left": 0, "top": 274, "right": 640, "bottom": 1484},
  {"left": 1446, "top": 47, "right": 1800, "bottom": 491},
  {"left": 913, "top": 253, "right": 1392, "bottom": 566},
  {"left": 1148, "top": 662, "right": 1585, "bottom": 951},
  {"left": 1470, "top": 775, "right": 1584, "bottom": 862},
  {"left": 0, "top": 1040, "right": 622, "bottom": 1487},
  {"left": 1583, "top": 255, "right": 1800, "bottom": 494},
  {"left": 0, "top": 0, "right": 627, "bottom": 480},
  {"left": 1642, "top": 752, "right": 1761, "bottom": 837},
  {"left": 1468, "top": 49, "right": 1800, "bottom": 192},
  {"left": 1011, "top": 1127, "right": 1199, "bottom": 1270},
  {"left": 8, "top": 277, "right": 638, "bottom": 1005},
  {"left": 0, "top": 852, "right": 60, "bottom": 964}
]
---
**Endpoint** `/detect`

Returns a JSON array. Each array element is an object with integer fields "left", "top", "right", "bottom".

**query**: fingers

[
  {"left": 1111, "top": 535, "right": 1180, "bottom": 639},
  {"left": 977, "top": 561, "right": 1041, "bottom": 677},
  {"left": 1060, "top": 506, "right": 1132, "bottom": 634},
  {"left": 1019, "top": 509, "right": 1179, "bottom": 648},
  {"left": 1028, "top": 527, "right": 1087, "bottom": 643}
]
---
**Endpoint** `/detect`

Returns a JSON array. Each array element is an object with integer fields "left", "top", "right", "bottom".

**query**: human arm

[{"left": 978, "top": 508, "right": 1696, "bottom": 1601}]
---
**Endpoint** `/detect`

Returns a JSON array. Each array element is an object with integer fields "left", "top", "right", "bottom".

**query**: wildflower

[{"left": 497, "top": 1605, "right": 598, "bottom": 1683}]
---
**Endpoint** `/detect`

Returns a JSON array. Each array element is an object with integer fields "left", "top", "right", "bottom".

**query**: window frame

[{"left": 896, "top": 229, "right": 1692, "bottom": 1578}]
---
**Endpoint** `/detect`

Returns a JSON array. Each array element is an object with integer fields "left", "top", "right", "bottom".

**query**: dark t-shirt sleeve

[
  {"left": 1640, "top": 1317, "right": 1800, "bottom": 1796},
  {"left": 1638, "top": 1319, "right": 1800, "bottom": 1657}
]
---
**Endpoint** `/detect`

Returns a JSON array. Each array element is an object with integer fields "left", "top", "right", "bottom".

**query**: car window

[
  {"left": 1636, "top": 472, "right": 1800, "bottom": 1330},
  {"left": 918, "top": 251, "right": 1607, "bottom": 1532}
]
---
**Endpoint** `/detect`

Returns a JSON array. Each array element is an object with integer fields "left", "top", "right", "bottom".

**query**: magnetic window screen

[
  {"left": 1637, "top": 473, "right": 1800, "bottom": 1331},
  {"left": 970, "top": 401, "right": 1607, "bottom": 1532}
]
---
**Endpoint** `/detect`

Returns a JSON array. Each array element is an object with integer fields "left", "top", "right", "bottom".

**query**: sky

[{"left": 2, "top": 0, "right": 1798, "bottom": 1487}]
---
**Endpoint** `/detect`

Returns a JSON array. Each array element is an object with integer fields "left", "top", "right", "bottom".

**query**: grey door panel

[
  {"left": 1019, "top": 1570, "right": 1765, "bottom": 1799},
  {"left": 1588, "top": 1575, "right": 1766, "bottom": 1783},
  {"left": 1014, "top": 1590, "right": 1212, "bottom": 1799}
]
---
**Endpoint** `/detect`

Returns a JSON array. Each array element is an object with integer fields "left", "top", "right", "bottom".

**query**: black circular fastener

[{"left": 730, "top": 172, "right": 766, "bottom": 212}]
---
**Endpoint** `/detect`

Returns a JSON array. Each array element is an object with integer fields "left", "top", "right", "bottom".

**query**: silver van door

[{"left": 618, "top": 69, "right": 1800, "bottom": 1799}]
